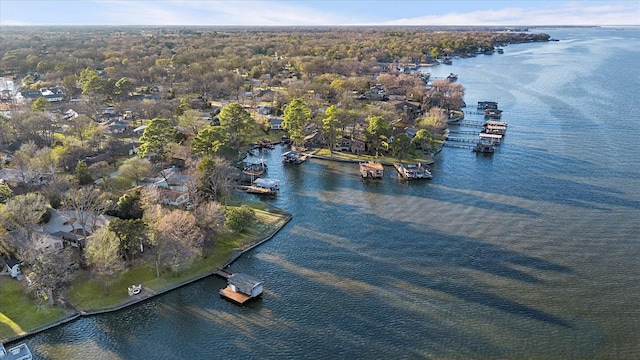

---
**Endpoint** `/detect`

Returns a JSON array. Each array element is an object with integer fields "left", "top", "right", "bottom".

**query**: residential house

[
  {"left": 391, "top": 100, "right": 422, "bottom": 125},
  {"left": 0, "top": 168, "right": 48, "bottom": 186},
  {"left": 269, "top": 117, "right": 284, "bottom": 130},
  {"left": 156, "top": 187, "right": 190, "bottom": 207}
]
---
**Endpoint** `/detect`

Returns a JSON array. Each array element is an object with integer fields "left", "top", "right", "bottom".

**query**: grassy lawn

[
  {"left": 0, "top": 277, "right": 73, "bottom": 341},
  {"left": 66, "top": 205, "right": 290, "bottom": 312}
]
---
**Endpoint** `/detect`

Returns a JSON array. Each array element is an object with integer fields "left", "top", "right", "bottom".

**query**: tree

[
  {"left": 75, "top": 161, "right": 93, "bottom": 185},
  {"left": 0, "top": 193, "right": 48, "bottom": 251},
  {"left": 64, "top": 187, "right": 106, "bottom": 251},
  {"left": 193, "top": 201, "right": 225, "bottom": 237},
  {"left": 0, "top": 183, "right": 12, "bottom": 204},
  {"left": 155, "top": 209, "right": 205, "bottom": 276},
  {"left": 411, "top": 129, "right": 435, "bottom": 153},
  {"left": 191, "top": 126, "right": 236, "bottom": 159},
  {"left": 108, "top": 217, "right": 148, "bottom": 261},
  {"left": 321, "top": 105, "right": 342, "bottom": 156},
  {"left": 114, "top": 77, "right": 135, "bottom": 99},
  {"left": 10, "top": 141, "right": 39, "bottom": 186},
  {"left": 416, "top": 107, "right": 448, "bottom": 135},
  {"left": 224, "top": 205, "right": 256, "bottom": 232},
  {"left": 32, "top": 97, "right": 49, "bottom": 112},
  {"left": 176, "top": 97, "right": 191, "bottom": 116},
  {"left": 65, "top": 114, "right": 94, "bottom": 144},
  {"left": 24, "top": 245, "right": 76, "bottom": 304},
  {"left": 390, "top": 133, "right": 413, "bottom": 163},
  {"left": 194, "top": 156, "right": 236, "bottom": 203},
  {"left": 138, "top": 118, "right": 179, "bottom": 160},
  {"left": 116, "top": 190, "right": 144, "bottom": 220},
  {"left": 365, "top": 116, "right": 391, "bottom": 157},
  {"left": 179, "top": 109, "right": 208, "bottom": 135},
  {"left": 117, "top": 157, "right": 153, "bottom": 186},
  {"left": 282, "top": 98, "right": 311, "bottom": 149},
  {"left": 217, "top": 102, "right": 255, "bottom": 149},
  {"left": 85, "top": 226, "right": 125, "bottom": 294},
  {"left": 425, "top": 79, "right": 465, "bottom": 111}
]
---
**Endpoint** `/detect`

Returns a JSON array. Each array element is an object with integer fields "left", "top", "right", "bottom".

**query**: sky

[{"left": 1, "top": 0, "right": 639, "bottom": 27}]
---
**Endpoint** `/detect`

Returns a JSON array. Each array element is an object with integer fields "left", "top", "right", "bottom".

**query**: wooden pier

[{"left": 219, "top": 286, "right": 253, "bottom": 304}]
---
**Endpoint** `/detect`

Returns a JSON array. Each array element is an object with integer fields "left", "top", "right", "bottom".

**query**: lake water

[{"left": 18, "top": 27, "right": 640, "bottom": 359}]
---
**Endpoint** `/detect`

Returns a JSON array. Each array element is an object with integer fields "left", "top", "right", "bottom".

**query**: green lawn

[
  {"left": 0, "top": 277, "right": 73, "bottom": 340},
  {"left": 66, "top": 206, "right": 290, "bottom": 312}
]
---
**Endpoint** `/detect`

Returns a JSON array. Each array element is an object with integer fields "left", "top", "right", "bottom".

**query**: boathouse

[
  {"left": 0, "top": 342, "right": 32, "bottom": 360},
  {"left": 220, "top": 273, "right": 263, "bottom": 304},
  {"left": 246, "top": 178, "right": 280, "bottom": 195},
  {"left": 359, "top": 161, "right": 384, "bottom": 178},
  {"left": 282, "top": 150, "right": 304, "bottom": 164},
  {"left": 477, "top": 101, "right": 498, "bottom": 110},
  {"left": 394, "top": 163, "right": 433, "bottom": 179}
]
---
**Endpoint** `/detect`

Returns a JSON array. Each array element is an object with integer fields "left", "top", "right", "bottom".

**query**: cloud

[
  {"left": 385, "top": 2, "right": 640, "bottom": 26},
  {"left": 91, "top": 0, "right": 355, "bottom": 26}
]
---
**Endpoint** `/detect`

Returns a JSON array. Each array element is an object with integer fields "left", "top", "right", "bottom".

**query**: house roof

[
  {"left": 228, "top": 273, "right": 262, "bottom": 292},
  {"left": 50, "top": 231, "right": 80, "bottom": 241},
  {"left": 7, "top": 258, "right": 19, "bottom": 268}
]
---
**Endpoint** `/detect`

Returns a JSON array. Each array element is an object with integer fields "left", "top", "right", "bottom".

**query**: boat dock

[
  {"left": 444, "top": 102, "right": 509, "bottom": 153},
  {"left": 218, "top": 273, "right": 263, "bottom": 305}
]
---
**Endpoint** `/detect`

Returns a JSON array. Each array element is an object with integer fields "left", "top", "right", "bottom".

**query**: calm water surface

[{"left": 21, "top": 27, "right": 640, "bottom": 359}]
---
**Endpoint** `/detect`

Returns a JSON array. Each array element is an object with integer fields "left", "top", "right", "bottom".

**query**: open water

[{"left": 18, "top": 27, "right": 640, "bottom": 359}]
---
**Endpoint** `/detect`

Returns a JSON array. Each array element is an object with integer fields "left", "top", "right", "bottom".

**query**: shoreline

[{"left": 1, "top": 212, "right": 292, "bottom": 345}]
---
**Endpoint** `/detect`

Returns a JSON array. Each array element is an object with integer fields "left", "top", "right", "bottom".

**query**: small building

[
  {"left": 0, "top": 342, "right": 32, "bottom": 360},
  {"left": 360, "top": 161, "right": 384, "bottom": 178},
  {"left": 394, "top": 163, "right": 433, "bottom": 179},
  {"left": 484, "top": 108, "right": 503, "bottom": 119},
  {"left": 219, "top": 273, "right": 263, "bottom": 305},
  {"left": 477, "top": 101, "right": 498, "bottom": 110},
  {"left": 246, "top": 178, "right": 280, "bottom": 195},
  {"left": 478, "top": 132, "right": 503, "bottom": 145},
  {"left": 6, "top": 258, "right": 22, "bottom": 279},
  {"left": 269, "top": 117, "right": 284, "bottom": 130}
]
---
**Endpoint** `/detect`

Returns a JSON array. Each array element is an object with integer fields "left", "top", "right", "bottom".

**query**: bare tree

[
  {"left": 155, "top": 209, "right": 205, "bottom": 276},
  {"left": 63, "top": 187, "right": 108, "bottom": 255},
  {"left": 85, "top": 226, "right": 125, "bottom": 294},
  {"left": 24, "top": 242, "right": 76, "bottom": 304},
  {"left": 0, "top": 193, "right": 48, "bottom": 249}
]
